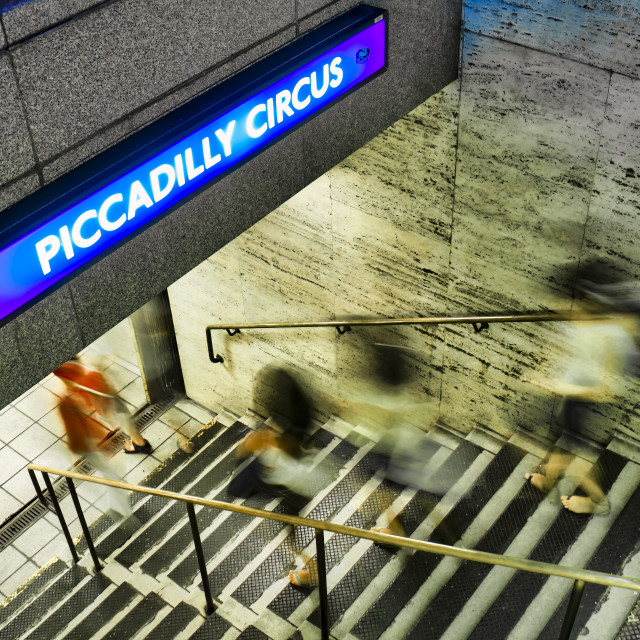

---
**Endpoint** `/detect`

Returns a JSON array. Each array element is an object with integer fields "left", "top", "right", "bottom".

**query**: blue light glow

[{"left": 0, "top": 18, "right": 386, "bottom": 323}]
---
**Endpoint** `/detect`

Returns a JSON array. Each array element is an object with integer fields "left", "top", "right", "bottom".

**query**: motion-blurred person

[
  {"left": 229, "top": 367, "right": 330, "bottom": 587},
  {"left": 54, "top": 356, "right": 152, "bottom": 454},
  {"left": 54, "top": 359, "right": 136, "bottom": 518},
  {"left": 354, "top": 343, "right": 461, "bottom": 545},
  {"left": 525, "top": 262, "right": 639, "bottom": 514}
]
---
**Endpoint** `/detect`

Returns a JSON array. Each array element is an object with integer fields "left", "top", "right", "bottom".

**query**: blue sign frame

[{"left": 0, "top": 4, "right": 387, "bottom": 326}]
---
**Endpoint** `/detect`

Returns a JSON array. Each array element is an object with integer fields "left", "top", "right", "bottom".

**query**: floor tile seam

[
  {"left": 103, "top": 433, "right": 246, "bottom": 561},
  {"left": 159, "top": 433, "right": 348, "bottom": 582},
  {"left": 0, "top": 568, "right": 93, "bottom": 634},
  {"left": 253, "top": 607, "right": 298, "bottom": 640},
  {"left": 237, "top": 474, "right": 387, "bottom": 610},
  {"left": 54, "top": 583, "right": 141, "bottom": 640},
  {"left": 24, "top": 577, "right": 118, "bottom": 640},
  {"left": 509, "top": 462, "right": 640, "bottom": 640}
]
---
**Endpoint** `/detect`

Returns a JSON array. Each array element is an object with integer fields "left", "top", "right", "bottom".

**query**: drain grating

[
  {"left": 0, "top": 392, "right": 181, "bottom": 552},
  {"left": 618, "top": 598, "right": 640, "bottom": 640}
]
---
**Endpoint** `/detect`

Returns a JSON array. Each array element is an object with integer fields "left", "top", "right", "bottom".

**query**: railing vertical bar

[
  {"left": 41, "top": 472, "right": 79, "bottom": 564},
  {"left": 558, "top": 579, "right": 586, "bottom": 640},
  {"left": 28, "top": 468, "right": 47, "bottom": 508},
  {"left": 315, "top": 528, "right": 330, "bottom": 640},
  {"left": 186, "top": 502, "right": 215, "bottom": 614},
  {"left": 66, "top": 476, "right": 101, "bottom": 572}
]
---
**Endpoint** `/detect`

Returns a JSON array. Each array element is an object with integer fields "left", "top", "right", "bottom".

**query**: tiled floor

[{"left": 0, "top": 318, "right": 217, "bottom": 600}]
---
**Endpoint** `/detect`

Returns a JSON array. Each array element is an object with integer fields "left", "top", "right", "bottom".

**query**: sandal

[
  {"left": 124, "top": 439, "right": 152, "bottom": 454},
  {"left": 289, "top": 569, "right": 315, "bottom": 588}
]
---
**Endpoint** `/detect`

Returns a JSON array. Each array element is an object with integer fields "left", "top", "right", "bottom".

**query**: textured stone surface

[
  {"left": 0, "top": 52, "right": 35, "bottom": 188},
  {"left": 169, "top": 81, "right": 460, "bottom": 422},
  {"left": 41, "top": 26, "right": 297, "bottom": 183},
  {"left": 11, "top": 0, "right": 296, "bottom": 161},
  {"left": 297, "top": 0, "right": 335, "bottom": 19},
  {"left": 0, "top": 171, "right": 40, "bottom": 213},
  {"left": 1, "top": 0, "right": 104, "bottom": 45},
  {"left": 463, "top": 0, "right": 640, "bottom": 79}
]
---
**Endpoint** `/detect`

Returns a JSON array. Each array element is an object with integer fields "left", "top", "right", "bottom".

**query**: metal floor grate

[
  {"left": 0, "top": 392, "right": 181, "bottom": 551},
  {"left": 618, "top": 598, "right": 640, "bottom": 640}
]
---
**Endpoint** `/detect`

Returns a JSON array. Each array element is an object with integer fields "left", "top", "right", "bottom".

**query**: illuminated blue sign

[{"left": 0, "top": 5, "right": 386, "bottom": 325}]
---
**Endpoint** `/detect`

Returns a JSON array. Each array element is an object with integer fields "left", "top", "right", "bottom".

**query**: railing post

[
  {"left": 559, "top": 579, "right": 585, "bottom": 640},
  {"left": 66, "top": 476, "right": 101, "bottom": 572},
  {"left": 315, "top": 528, "right": 330, "bottom": 640},
  {"left": 28, "top": 468, "right": 47, "bottom": 508},
  {"left": 41, "top": 472, "right": 80, "bottom": 564},
  {"left": 186, "top": 502, "right": 216, "bottom": 614}
]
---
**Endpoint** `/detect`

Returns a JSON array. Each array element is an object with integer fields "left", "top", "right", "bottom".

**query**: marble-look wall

[{"left": 170, "top": 1, "right": 640, "bottom": 445}]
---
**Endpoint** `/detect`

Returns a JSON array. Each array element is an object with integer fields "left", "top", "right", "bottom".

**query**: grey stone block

[
  {"left": 0, "top": 172, "right": 40, "bottom": 214},
  {"left": 463, "top": 0, "right": 640, "bottom": 80},
  {"left": 68, "top": 129, "right": 305, "bottom": 345},
  {"left": 12, "top": 286, "right": 84, "bottom": 385},
  {"left": 12, "top": 0, "right": 296, "bottom": 162},
  {"left": 42, "top": 26, "right": 297, "bottom": 184},
  {"left": 298, "top": 0, "right": 338, "bottom": 19},
  {"left": 0, "top": 320, "right": 22, "bottom": 408},
  {"left": 0, "top": 17, "right": 6, "bottom": 50},
  {"left": 1, "top": 0, "right": 104, "bottom": 45},
  {"left": 0, "top": 52, "right": 35, "bottom": 189}
]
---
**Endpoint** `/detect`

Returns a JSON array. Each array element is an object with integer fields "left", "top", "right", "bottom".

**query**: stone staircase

[{"left": 1, "top": 408, "right": 639, "bottom": 640}]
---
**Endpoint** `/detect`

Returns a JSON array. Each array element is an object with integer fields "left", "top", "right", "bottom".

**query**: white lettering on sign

[
  {"left": 246, "top": 56, "right": 344, "bottom": 139},
  {"left": 32, "top": 56, "right": 346, "bottom": 277}
]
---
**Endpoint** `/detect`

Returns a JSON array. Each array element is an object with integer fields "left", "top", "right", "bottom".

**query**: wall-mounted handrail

[
  {"left": 204, "top": 311, "right": 608, "bottom": 363},
  {"left": 28, "top": 462, "right": 640, "bottom": 640}
]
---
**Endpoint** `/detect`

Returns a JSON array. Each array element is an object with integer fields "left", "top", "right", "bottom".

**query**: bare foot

[
  {"left": 561, "top": 495, "right": 598, "bottom": 514},
  {"left": 525, "top": 472, "right": 548, "bottom": 492}
]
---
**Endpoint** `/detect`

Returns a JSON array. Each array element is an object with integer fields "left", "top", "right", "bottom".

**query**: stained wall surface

[
  {"left": 0, "top": 0, "right": 462, "bottom": 407},
  {"left": 170, "top": 0, "right": 640, "bottom": 445}
]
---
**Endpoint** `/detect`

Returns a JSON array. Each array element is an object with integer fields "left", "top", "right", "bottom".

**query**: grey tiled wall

[{"left": 0, "top": 0, "right": 462, "bottom": 406}]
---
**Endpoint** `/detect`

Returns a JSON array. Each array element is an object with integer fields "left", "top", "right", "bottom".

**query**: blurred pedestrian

[
  {"left": 54, "top": 356, "right": 152, "bottom": 454},
  {"left": 525, "top": 263, "right": 639, "bottom": 513}
]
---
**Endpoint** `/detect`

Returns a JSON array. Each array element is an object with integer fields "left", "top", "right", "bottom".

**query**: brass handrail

[
  {"left": 204, "top": 311, "right": 609, "bottom": 362},
  {"left": 27, "top": 463, "right": 640, "bottom": 593}
]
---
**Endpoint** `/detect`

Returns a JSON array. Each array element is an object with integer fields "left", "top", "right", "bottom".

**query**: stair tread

[
  {"left": 187, "top": 609, "right": 231, "bottom": 640},
  {"left": 102, "top": 590, "right": 166, "bottom": 640},
  {"left": 540, "top": 465, "right": 640, "bottom": 639},
  {"left": 61, "top": 581, "right": 139, "bottom": 640},
  {"left": 0, "top": 558, "right": 67, "bottom": 624},
  {"left": 267, "top": 439, "right": 482, "bottom": 622},
  {"left": 466, "top": 448, "right": 627, "bottom": 640},
  {"left": 145, "top": 601, "right": 201, "bottom": 640},
  {"left": 352, "top": 443, "right": 527, "bottom": 640},
  {"left": 23, "top": 572, "right": 112, "bottom": 640},
  {"left": 0, "top": 565, "right": 89, "bottom": 640},
  {"left": 113, "top": 425, "right": 248, "bottom": 567}
]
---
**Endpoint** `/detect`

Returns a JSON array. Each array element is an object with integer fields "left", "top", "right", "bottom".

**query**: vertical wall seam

[
  {"left": 571, "top": 69, "right": 614, "bottom": 312},
  {"left": 5, "top": 46, "right": 43, "bottom": 187}
]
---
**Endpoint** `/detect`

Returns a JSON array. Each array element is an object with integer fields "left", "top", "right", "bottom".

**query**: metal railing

[
  {"left": 27, "top": 463, "right": 640, "bottom": 640},
  {"left": 205, "top": 311, "right": 604, "bottom": 363}
]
